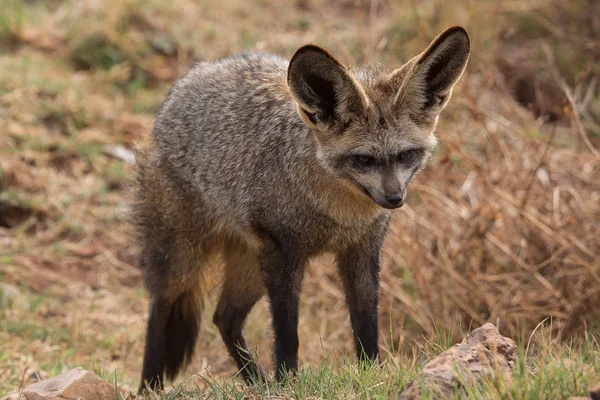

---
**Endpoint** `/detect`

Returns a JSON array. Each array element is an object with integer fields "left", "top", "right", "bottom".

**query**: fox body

[{"left": 133, "top": 26, "right": 470, "bottom": 392}]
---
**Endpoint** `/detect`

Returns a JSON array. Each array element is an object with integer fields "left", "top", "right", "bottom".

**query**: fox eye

[
  {"left": 397, "top": 151, "right": 411, "bottom": 163},
  {"left": 354, "top": 154, "right": 375, "bottom": 168},
  {"left": 397, "top": 148, "right": 423, "bottom": 164}
]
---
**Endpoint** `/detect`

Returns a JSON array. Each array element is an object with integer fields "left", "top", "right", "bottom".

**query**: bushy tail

[
  {"left": 140, "top": 287, "right": 203, "bottom": 393},
  {"left": 165, "top": 290, "right": 202, "bottom": 380},
  {"left": 133, "top": 143, "right": 208, "bottom": 391}
]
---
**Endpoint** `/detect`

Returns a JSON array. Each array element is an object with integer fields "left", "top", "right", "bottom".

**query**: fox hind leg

[{"left": 213, "top": 247, "right": 266, "bottom": 383}]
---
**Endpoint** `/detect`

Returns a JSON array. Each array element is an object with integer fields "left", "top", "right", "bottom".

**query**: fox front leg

[
  {"left": 258, "top": 237, "right": 307, "bottom": 381},
  {"left": 336, "top": 217, "right": 389, "bottom": 363}
]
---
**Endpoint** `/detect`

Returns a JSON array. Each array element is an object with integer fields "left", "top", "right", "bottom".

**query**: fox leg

[
  {"left": 336, "top": 218, "right": 389, "bottom": 363},
  {"left": 258, "top": 239, "right": 307, "bottom": 381},
  {"left": 213, "top": 248, "right": 266, "bottom": 383}
]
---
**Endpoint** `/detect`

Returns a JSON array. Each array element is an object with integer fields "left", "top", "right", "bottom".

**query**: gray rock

[
  {"left": 399, "top": 323, "right": 517, "bottom": 399},
  {"left": 2, "top": 368, "right": 118, "bottom": 400}
]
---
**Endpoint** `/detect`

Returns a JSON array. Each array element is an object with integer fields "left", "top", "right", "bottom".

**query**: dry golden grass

[{"left": 1, "top": 0, "right": 599, "bottom": 396}]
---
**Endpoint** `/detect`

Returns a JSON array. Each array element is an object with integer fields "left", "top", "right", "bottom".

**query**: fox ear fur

[
  {"left": 287, "top": 45, "right": 369, "bottom": 129},
  {"left": 392, "top": 26, "right": 471, "bottom": 111}
]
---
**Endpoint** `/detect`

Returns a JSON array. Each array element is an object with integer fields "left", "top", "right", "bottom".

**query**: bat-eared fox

[{"left": 132, "top": 25, "right": 470, "bottom": 392}]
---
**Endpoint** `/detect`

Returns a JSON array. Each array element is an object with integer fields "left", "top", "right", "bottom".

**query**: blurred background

[{"left": 0, "top": 0, "right": 599, "bottom": 393}]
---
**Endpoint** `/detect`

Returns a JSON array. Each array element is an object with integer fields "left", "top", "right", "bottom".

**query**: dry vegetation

[{"left": 1, "top": 0, "right": 599, "bottom": 397}]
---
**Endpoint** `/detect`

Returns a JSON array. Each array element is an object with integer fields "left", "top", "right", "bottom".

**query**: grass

[
  {"left": 121, "top": 328, "right": 600, "bottom": 399},
  {"left": 1, "top": 277, "right": 599, "bottom": 398},
  {"left": 0, "top": 0, "right": 599, "bottom": 398}
]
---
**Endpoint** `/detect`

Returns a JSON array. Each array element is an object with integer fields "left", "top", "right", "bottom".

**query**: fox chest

[
  {"left": 249, "top": 192, "right": 390, "bottom": 256},
  {"left": 289, "top": 209, "right": 389, "bottom": 256}
]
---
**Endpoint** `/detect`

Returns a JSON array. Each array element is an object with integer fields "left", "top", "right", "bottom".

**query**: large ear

[
  {"left": 393, "top": 26, "right": 470, "bottom": 111},
  {"left": 288, "top": 45, "right": 369, "bottom": 129}
]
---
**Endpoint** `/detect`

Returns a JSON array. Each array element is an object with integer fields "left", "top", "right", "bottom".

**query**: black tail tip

[{"left": 164, "top": 292, "right": 201, "bottom": 380}]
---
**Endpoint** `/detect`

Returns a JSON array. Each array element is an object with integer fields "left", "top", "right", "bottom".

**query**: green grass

[
  {"left": 69, "top": 33, "right": 127, "bottom": 71},
  {"left": 0, "top": 0, "right": 25, "bottom": 49},
  {"left": 126, "top": 337, "right": 600, "bottom": 399},
  {"left": 4, "top": 280, "right": 597, "bottom": 400},
  {"left": 134, "top": 359, "right": 416, "bottom": 399}
]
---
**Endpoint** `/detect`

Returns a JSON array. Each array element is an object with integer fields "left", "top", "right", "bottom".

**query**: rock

[
  {"left": 2, "top": 368, "right": 118, "bottom": 400},
  {"left": 399, "top": 323, "right": 517, "bottom": 399}
]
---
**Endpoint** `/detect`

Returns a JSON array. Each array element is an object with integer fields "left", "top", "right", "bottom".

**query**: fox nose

[{"left": 385, "top": 193, "right": 404, "bottom": 207}]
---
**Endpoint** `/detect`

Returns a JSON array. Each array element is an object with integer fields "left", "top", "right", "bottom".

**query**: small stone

[
  {"left": 399, "top": 323, "right": 517, "bottom": 399},
  {"left": 14, "top": 367, "right": 118, "bottom": 400}
]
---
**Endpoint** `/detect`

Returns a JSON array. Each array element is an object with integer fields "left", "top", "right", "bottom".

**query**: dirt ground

[{"left": 1, "top": 0, "right": 599, "bottom": 394}]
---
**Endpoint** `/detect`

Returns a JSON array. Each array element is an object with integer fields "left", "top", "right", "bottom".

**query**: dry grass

[{"left": 1, "top": 0, "right": 599, "bottom": 396}]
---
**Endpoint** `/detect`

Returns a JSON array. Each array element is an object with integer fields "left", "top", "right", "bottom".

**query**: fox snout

[
  {"left": 384, "top": 192, "right": 405, "bottom": 208},
  {"left": 364, "top": 187, "right": 406, "bottom": 209},
  {"left": 381, "top": 171, "right": 407, "bottom": 209},
  {"left": 355, "top": 166, "right": 413, "bottom": 209}
]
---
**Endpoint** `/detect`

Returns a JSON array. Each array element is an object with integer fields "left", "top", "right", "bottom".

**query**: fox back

[{"left": 134, "top": 26, "right": 470, "bottom": 392}]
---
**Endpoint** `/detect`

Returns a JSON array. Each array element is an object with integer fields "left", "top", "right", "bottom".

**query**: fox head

[{"left": 288, "top": 26, "right": 470, "bottom": 209}]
